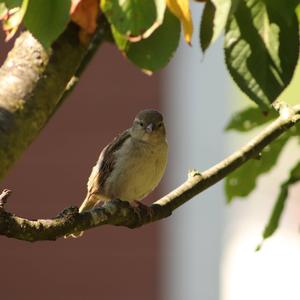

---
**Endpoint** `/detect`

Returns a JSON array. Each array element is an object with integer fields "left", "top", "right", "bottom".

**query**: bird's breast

[{"left": 104, "top": 139, "right": 168, "bottom": 202}]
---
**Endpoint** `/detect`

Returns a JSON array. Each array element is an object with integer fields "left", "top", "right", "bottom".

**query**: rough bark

[
  {"left": 1, "top": 104, "right": 299, "bottom": 242},
  {"left": 0, "top": 19, "right": 108, "bottom": 180}
]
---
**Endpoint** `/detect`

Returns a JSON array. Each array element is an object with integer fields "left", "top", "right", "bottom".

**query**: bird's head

[{"left": 131, "top": 109, "right": 166, "bottom": 144}]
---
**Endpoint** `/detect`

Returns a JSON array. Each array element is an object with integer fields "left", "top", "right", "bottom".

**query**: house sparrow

[{"left": 67, "top": 109, "right": 168, "bottom": 238}]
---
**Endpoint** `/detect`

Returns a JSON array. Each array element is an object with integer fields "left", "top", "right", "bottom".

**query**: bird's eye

[
  {"left": 139, "top": 122, "right": 144, "bottom": 127},
  {"left": 158, "top": 122, "right": 162, "bottom": 128}
]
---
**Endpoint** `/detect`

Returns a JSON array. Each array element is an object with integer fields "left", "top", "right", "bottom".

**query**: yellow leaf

[{"left": 166, "top": 0, "right": 193, "bottom": 44}]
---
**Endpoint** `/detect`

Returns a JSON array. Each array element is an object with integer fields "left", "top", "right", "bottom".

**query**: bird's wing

[
  {"left": 79, "top": 130, "right": 131, "bottom": 215},
  {"left": 98, "top": 129, "right": 131, "bottom": 190},
  {"left": 86, "top": 130, "right": 131, "bottom": 194}
]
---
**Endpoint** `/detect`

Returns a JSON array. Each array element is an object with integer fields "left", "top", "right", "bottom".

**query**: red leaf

[
  {"left": 70, "top": 0, "right": 100, "bottom": 44},
  {"left": 70, "top": 0, "right": 99, "bottom": 35}
]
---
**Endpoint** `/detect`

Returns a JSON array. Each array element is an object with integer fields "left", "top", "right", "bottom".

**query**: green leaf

[
  {"left": 200, "top": 1, "right": 215, "bottom": 52},
  {"left": 224, "top": 0, "right": 299, "bottom": 109},
  {"left": 113, "top": 9, "right": 180, "bottom": 72},
  {"left": 111, "top": 25, "right": 128, "bottom": 51},
  {"left": 4, "top": 0, "right": 21, "bottom": 8},
  {"left": 2, "top": 0, "right": 28, "bottom": 39},
  {"left": 101, "top": 0, "right": 156, "bottom": 39},
  {"left": 225, "top": 134, "right": 290, "bottom": 202},
  {"left": 200, "top": 0, "right": 231, "bottom": 53},
  {"left": 127, "top": 9, "right": 180, "bottom": 71},
  {"left": 23, "top": 0, "right": 71, "bottom": 49},
  {"left": 0, "top": 3, "right": 6, "bottom": 16},
  {"left": 256, "top": 161, "right": 300, "bottom": 251},
  {"left": 226, "top": 106, "right": 278, "bottom": 132},
  {"left": 297, "top": 3, "right": 300, "bottom": 22},
  {"left": 142, "top": 0, "right": 166, "bottom": 39}
]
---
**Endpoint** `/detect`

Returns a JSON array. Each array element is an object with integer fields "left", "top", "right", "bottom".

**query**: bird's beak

[{"left": 146, "top": 123, "right": 154, "bottom": 133}]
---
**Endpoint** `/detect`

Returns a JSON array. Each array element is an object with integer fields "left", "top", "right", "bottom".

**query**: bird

[{"left": 66, "top": 109, "right": 168, "bottom": 238}]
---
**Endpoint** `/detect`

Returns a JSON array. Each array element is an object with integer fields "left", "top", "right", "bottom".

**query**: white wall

[
  {"left": 161, "top": 6, "right": 300, "bottom": 300},
  {"left": 161, "top": 5, "right": 229, "bottom": 298}
]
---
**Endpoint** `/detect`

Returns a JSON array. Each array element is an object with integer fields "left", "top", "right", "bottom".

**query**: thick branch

[
  {"left": 0, "top": 18, "right": 108, "bottom": 180},
  {"left": 1, "top": 105, "right": 300, "bottom": 242}
]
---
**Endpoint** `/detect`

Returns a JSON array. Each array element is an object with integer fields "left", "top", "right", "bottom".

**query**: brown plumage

[{"left": 65, "top": 109, "right": 168, "bottom": 238}]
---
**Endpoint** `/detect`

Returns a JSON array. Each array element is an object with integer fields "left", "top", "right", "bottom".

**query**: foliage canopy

[{"left": 0, "top": 0, "right": 300, "bottom": 246}]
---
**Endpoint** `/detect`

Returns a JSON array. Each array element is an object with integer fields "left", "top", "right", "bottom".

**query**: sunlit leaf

[
  {"left": 296, "top": 2, "right": 300, "bottom": 22},
  {"left": 0, "top": 3, "right": 7, "bottom": 17},
  {"left": 224, "top": 0, "right": 299, "bottom": 109},
  {"left": 200, "top": 0, "right": 231, "bottom": 52}
]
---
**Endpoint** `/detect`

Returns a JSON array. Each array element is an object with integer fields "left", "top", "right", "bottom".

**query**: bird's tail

[{"left": 64, "top": 193, "right": 100, "bottom": 239}]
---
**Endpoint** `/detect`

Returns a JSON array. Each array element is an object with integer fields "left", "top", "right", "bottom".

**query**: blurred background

[{"left": 1, "top": 5, "right": 300, "bottom": 300}]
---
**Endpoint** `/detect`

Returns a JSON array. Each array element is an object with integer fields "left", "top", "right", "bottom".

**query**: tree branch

[
  {"left": 0, "top": 17, "right": 109, "bottom": 180},
  {"left": 1, "top": 104, "right": 300, "bottom": 242}
]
